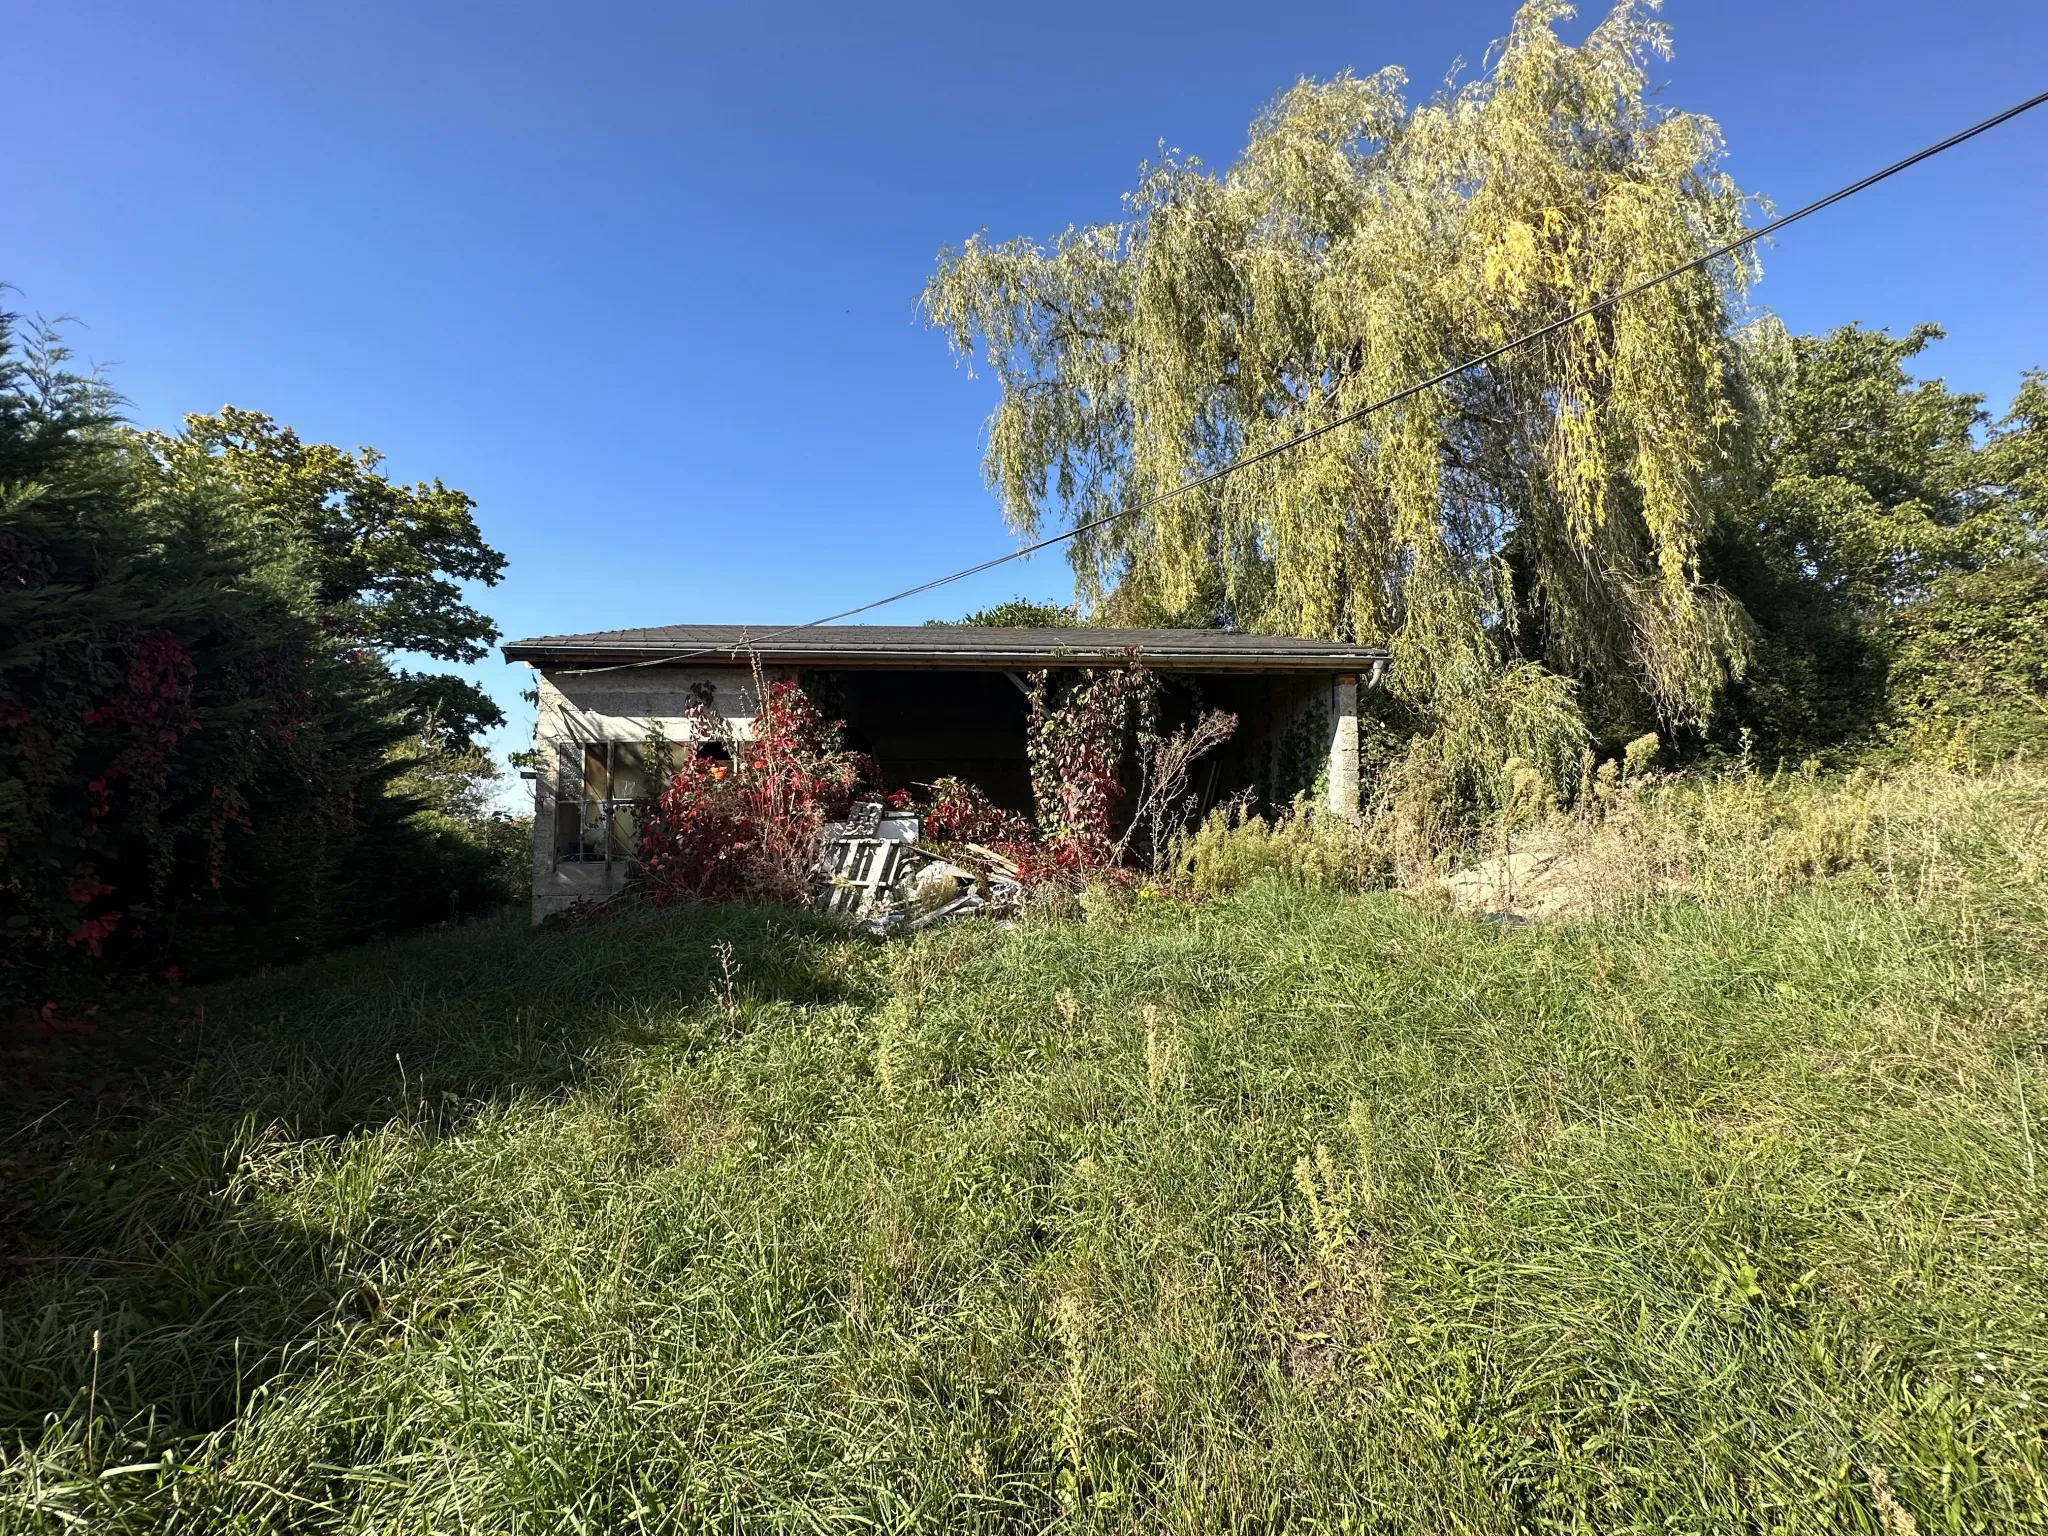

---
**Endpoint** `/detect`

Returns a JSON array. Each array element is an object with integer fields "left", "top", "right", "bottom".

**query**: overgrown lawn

[{"left": 4, "top": 772, "right": 2046, "bottom": 1532}]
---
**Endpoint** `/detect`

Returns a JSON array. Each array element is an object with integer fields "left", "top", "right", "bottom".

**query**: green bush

[
  {"left": 1174, "top": 795, "right": 1385, "bottom": 896},
  {"left": 1886, "top": 560, "right": 2048, "bottom": 763},
  {"left": 0, "top": 313, "right": 516, "bottom": 1001}
]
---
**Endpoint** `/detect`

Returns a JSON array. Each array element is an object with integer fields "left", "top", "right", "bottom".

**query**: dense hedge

[{"left": 0, "top": 316, "right": 520, "bottom": 1005}]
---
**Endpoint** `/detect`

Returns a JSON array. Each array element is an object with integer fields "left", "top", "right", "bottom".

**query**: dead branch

[{"left": 1117, "top": 709, "right": 1238, "bottom": 868}]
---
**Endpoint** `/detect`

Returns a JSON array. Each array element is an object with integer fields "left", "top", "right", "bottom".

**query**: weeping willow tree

[{"left": 924, "top": 0, "right": 1760, "bottom": 761}]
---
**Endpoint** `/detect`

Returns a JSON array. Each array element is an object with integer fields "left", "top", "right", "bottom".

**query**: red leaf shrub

[
  {"left": 919, "top": 666, "right": 1160, "bottom": 890},
  {"left": 921, "top": 775, "right": 1034, "bottom": 849},
  {"left": 631, "top": 664, "right": 1214, "bottom": 912},
  {"left": 1025, "top": 665, "right": 1153, "bottom": 879},
  {"left": 81, "top": 628, "right": 197, "bottom": 828},
  {"left": 635, "top": 679, "right": 871, "bottom": 907}
]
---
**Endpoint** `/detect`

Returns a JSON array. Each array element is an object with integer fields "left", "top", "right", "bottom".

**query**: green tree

[
  {"left": 1741, "top": 325, "right": 2005, "bottom": 603},
  {"left": 930, "top": 599, "right": 1082, "bottom": 627},
  {"left": 0, "top": 312, "right": 517, "bottom": 1003},
  {"left": 1888, "top": 562, "right": 2048, "bottom": 759},
  {"left": 148, "top": 407, "right": 504, "bottom": 662},
  {"left": 925, "top": 1, "right": 1755, "bottom": 747},
  {"left": 1712, "top": 325, "right": 2047, "bottom": 752},
  {"left": 147, "top": 407, "right": 510, "bottom": 833},
  {"left": 1888, "top": 371, "right": 2048, "bottom": 756},
  {"left": 147, "top": 405, "right": 507, "bottom": 745}
]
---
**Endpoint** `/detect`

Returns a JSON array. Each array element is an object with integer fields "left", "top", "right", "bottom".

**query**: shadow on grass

[{"left": 0, "top": 900, "right": 876, "bottom": 1451}]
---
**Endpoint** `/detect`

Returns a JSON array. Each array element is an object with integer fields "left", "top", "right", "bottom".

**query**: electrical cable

[{"left": 564, "top": 86, "right": 2048, "bottom": 675}]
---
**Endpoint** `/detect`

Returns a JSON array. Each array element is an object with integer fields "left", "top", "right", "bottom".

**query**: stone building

[{"left": 501, "top": 625, "right": 1388, "bottom": 924}]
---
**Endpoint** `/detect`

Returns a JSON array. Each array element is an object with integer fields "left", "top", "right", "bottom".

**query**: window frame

[{"left": 552, "top": 739, "right": 649, "bottom": 866}]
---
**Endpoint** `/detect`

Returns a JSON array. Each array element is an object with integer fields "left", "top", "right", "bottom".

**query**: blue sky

[{"left": 6, "top": 0, "right": 2046, "bottom": 779}]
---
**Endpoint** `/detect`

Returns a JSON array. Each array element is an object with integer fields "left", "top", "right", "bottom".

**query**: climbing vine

[
  {"left": 1024, "top": 664, "right": 1156, "bottom": 876},
  {"left": 635, "top": 680, "right": 872, "bottom": 907}
]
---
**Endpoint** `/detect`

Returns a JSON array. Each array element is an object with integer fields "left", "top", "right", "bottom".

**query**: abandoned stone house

[{"left": 502, "top": 625, "right": 1389, "bottom": 924}]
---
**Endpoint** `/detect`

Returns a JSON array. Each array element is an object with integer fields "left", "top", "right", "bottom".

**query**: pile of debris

[{"left": 815, "top": 800, "right": 1024, "bottom": 935}]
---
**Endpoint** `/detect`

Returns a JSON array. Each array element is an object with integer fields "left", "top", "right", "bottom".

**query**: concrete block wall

[{"left": 525, "top": 665, "right": 786, "bottom": 924}]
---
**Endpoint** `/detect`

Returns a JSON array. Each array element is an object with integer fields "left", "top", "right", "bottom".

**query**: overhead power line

[{"left": 567, "top": 86, "right": 2048, "bottom": 676}]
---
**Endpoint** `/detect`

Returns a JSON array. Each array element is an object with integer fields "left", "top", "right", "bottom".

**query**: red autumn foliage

[
  {"left": 634, "top": 680, "right": 871, "bottom": 907},
  {"left": 81, "top": 629, "right": 198, "bottom": 818},
  {"left": 65, "top": 911, "right": 122, "bottom": 956},
  {"left": 29, "top": 630, "right": 202, "bottom": 969},
  {"left": 1024, "top": 665, "right": 1153, "bottom": 881},
  {"left": 628, "top": 665, "right": 1220, "bottom": 914},
  {"left": 911, "top": 668, "right": 1156, "bottom": 889},
  {"left": 920, "top": 775, "right": 1034, "bottom": 849}
]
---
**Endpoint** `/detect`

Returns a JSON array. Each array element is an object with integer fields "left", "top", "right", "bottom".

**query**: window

[{"left": 553, "top": 741, "right": 648, "bottom": 863}]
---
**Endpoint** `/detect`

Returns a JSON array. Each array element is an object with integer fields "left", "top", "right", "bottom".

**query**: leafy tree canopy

[
  {"left": 926, "top": 0, "right": 1756, "bottom": 728},
  {"left": 1739, "top": 324, "right": 2036, "bottom": 610},
  {"left": 1712, "top": 324, "right": 2048, "bottom": 751},
  {"left": 931, "top": 600, "right": 1082, "bottom": 627},
  {"left": 389, "top": 670, "right": 507, "bottom": 752},
  {"left": 0, "top": 313, "right": 517, "bottom": 1001},
  {"left": 146, "top": 406, "right": 505, "bottom": 663},
  {"left": 1889, "top": 562, "right": 2048, "bottom": 760}
]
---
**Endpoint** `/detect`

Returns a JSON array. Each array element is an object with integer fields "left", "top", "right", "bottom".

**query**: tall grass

[
  {"left": 1563, "top": 757, "right": 2048, "bottom": 916},
  {"left": 3, "top": 767, "right": 2046, "bottom": 1532}
]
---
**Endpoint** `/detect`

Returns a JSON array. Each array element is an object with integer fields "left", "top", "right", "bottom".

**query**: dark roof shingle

[{"left": 503, "top": 624, "right": 1386, "bottom": 674}]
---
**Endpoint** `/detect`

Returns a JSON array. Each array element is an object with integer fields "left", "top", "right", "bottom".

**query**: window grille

[{"left": 553, "top": 741, "right": 647, "bottom": 863}]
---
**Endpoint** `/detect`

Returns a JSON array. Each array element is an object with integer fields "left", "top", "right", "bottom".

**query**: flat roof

[{"left": 503, "top": 624, "right": 1388, "bottom": 674}]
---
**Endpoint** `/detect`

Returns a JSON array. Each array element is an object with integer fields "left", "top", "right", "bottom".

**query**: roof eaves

[{"left": 502, "top": 637, "right": 1389, "bottom": 674}]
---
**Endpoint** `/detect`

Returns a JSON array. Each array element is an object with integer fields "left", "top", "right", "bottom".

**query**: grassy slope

[{"left": 3, "top": 772, "right": 2047, "bottom": 1533}]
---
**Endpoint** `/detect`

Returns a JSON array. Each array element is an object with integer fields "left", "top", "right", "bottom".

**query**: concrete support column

[
  {"left": 528, "top": 681, "right": 560, "bottom": 926},
  {"left": 1326, "top": 672, "right": 1360, "bottom": 820}
]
